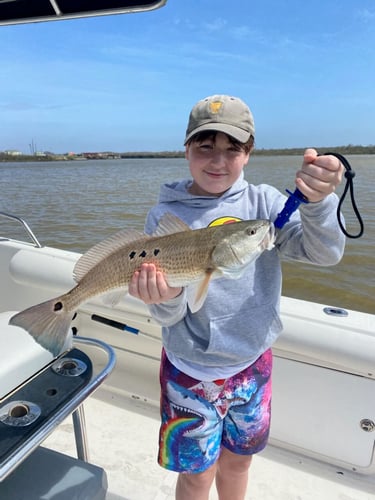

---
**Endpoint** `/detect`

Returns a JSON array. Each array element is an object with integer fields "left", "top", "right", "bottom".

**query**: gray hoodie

[{"left": 145, "top": 172, "right": 345, "bottom": 375}]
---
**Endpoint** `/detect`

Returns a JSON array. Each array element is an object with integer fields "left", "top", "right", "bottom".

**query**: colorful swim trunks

[{"left": 158, "top": 349, "right": 272, "bottom": 473}]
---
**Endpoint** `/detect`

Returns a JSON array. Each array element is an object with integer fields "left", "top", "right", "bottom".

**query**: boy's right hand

[
  {"left": 129, "top": 263, "right": 183, "bottom": 304},
  {"left": 295, "top": 148, "right": 344, "bottom": 202}
]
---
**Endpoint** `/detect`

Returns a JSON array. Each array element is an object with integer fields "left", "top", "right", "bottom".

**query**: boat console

[{"left": 0, "top": 310, "right": 115, "bottom": 498}]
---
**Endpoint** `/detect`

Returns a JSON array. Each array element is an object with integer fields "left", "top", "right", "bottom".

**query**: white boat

[
  {"left": 0, "top": 2, "right": 374, "bottom": 499},
  {"left": 0, "top": 209, "right": 374, "bottom": 500}
]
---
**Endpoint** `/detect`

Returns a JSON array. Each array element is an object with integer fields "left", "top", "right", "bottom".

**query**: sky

[{"left": 1, "top": 0, "right": 374, "bottom": 154}]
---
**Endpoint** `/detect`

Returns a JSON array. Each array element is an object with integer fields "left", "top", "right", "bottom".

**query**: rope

[{"left": 323, "top": 152, "right": 364, "bottom": 239}]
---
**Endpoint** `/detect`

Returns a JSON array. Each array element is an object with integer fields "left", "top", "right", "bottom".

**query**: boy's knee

[
  {"left": 218, "top": 448, "right": 253, "bottom": 474},
  {"left": 178, "top": 465, "right": 216, "bottom": 489}
]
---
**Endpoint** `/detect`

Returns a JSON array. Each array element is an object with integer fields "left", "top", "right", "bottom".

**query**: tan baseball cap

[{"left": 184, "top": 94, "right": 255, "bottom": 144}]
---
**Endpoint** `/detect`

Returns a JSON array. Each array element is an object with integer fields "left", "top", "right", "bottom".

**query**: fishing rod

[{"left": 274, "top": 152, "right": 364, "bottom": 238}]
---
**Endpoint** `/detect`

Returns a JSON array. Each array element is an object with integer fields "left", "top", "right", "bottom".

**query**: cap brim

[{"left": 184, "top": 123, "right": 251, "bottom": 145}]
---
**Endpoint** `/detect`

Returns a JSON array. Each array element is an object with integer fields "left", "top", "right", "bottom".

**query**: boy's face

[{"left": 185, "top": 132, "right": 250, "bottom": 197}]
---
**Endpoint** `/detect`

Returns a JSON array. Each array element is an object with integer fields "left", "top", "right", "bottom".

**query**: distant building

[
  {"left": 4, "top": 150, "right": 23, "bottom": 156},
  {"left": 82, "top": 152, "right": 120, "bottom": 159}
]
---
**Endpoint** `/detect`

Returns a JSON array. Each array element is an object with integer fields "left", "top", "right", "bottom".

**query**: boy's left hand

[
  {"left": 129, "top": 263, "right": 182, "bottom": 305},
  {"left": 295, "top": 148, "right": 344, "bottom": 203}
]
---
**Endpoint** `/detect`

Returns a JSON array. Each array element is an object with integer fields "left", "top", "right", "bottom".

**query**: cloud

[
  {"left": 203, "top": 17, "right": 227, "bottom": 33},
  {"left": 231, "top": 25, "right": 255, "bottom": 41},
  {"left": 356, "top": 8, "right": 375, "bottom": 22}
]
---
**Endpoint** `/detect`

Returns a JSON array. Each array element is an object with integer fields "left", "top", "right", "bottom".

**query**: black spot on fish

[
  {"left": 129, "top": 251, "right": 136, "bottom": 259},
  {"left": 139, "top": 250, "right": 147, "bottom": 258},
  {"left": 54, "top": 301, "right": 63, "bottom": 311},
  {"left": 154, "top": 249, "right": 160, "bottom": 256}
]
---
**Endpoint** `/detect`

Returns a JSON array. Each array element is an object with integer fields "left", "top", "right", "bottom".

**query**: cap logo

[{"left": 209, "top": 101, "right": 223, "bottom": 114}]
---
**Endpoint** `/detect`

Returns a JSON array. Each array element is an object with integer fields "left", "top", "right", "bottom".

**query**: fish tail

[{"left": 9, "top": 297, "right": 73, "bottom": 357}]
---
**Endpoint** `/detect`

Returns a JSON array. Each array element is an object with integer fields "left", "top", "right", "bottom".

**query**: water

[{"left": 0, "top": 156, "right": 374, "bottom": 314}]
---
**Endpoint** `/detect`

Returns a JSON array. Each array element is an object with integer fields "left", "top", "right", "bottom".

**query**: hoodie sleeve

[
  {"left": 275, "top": 192, "right": 345, "bottom": 265},
  {"left": 148, "top": 289, "right": 188, "bottom": 327}
]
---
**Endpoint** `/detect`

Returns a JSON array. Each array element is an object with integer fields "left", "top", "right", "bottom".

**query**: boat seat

[
  {"left": 0, "top": 446, "right": 108, "bottom": 500},
  {"left": 0, "top": 310, "right": 54, "bottom": 399}
]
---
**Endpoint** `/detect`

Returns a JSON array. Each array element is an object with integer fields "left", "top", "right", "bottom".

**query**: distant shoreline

[{"left": 1, "top": 145, "right": 374, "bottom": 162}]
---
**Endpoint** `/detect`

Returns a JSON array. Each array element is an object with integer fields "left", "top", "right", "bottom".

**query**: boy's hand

[
  {"left": 295, "top": 148, "right": 344, "bottom": 203},
  {"left": 129, "top": 263, "right": 182, "bottom": 304}
]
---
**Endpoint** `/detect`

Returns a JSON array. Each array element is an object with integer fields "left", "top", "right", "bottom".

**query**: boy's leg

[
  {"left": 215, "top": 348, "right": 272, "bottom": 499},
  {"left": 216, "top": 448, "right": 253, "bottom": 500},
  {"left": 176, "top": 463, "right": 217, "bottom": 500},
  {"left": 175, "top": 448, "right": 253, "bottom": 500}
]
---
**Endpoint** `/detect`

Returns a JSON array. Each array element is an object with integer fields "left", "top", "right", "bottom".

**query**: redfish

[{"left": 9, "top": 213, "right": 274, "bottom": 356}]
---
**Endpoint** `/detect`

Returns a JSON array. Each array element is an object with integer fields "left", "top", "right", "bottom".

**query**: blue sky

[{"left": 1, "top": 0, "right": 374, "bottom": 153}]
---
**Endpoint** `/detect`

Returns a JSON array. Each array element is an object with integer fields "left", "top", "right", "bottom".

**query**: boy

[{"left": 129, "top": 95, "right": 345, "bottom": 500}]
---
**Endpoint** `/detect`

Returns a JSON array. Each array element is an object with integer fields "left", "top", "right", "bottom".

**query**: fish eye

[{"left": 246, "top": 228, "right": 257, "bottom": 236}]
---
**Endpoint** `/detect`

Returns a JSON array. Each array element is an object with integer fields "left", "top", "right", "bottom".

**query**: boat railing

[{"left": 0, "top": 212, "right": 42, "bottom": 248}]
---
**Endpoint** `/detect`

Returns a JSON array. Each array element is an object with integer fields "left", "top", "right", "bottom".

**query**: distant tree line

[
  {"left": 119, "top": 144, "right": 375, "bottom": 158},
  {"left": 252, "top": 145, "right": 375, "bottom": 156},
  {"left": 1, "top": 144, "right": 374, "bottom": 162},
  {"left": 120, "top": 151, "right": 184, "bottom": 158}
]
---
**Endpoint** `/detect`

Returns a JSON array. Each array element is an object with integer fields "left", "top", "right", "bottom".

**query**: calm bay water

[{"left": 0, "top": 155, "right": 374, "bottom": 314}]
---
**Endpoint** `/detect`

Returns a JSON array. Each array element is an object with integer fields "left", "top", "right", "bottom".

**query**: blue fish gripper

[{"left": 274, "top": 188, "right": 309, "bottom": 229}]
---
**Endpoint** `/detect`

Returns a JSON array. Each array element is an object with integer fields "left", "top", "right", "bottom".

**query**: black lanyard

[{"left": 324, "top": 152, "right": 364, "bottom": 239}]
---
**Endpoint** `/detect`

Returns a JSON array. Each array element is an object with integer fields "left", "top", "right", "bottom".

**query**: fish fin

[
  {"left": 8, "top": 298, "right": 73, "bottom": 357},
  {"left": 74, "top": 228, "right": 149, "bottom": 282},
  {"left": 152, "top": 213, "right": 191, "bottom": 237},
  {"left": 186, "top": 271, "right": 213, "bottom": 313},
  {"left": 101, "top": 288, "right": 128, "bottom": 307}
]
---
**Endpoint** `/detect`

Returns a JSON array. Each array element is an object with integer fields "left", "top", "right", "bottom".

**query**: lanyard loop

[{"left": 323, "top": 152, "right": 364, "bottom": 239}]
